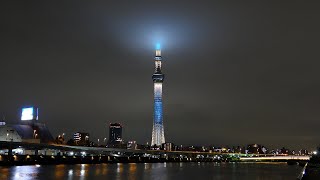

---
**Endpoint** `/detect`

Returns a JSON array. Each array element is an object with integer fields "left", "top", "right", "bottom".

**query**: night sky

[{"left": 1, "top": 1, "right": 320, "bottom": 150}]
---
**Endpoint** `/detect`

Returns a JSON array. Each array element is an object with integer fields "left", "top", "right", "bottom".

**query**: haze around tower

[{"left": 1, "top": 1, "right": 320, "bottom": 150}]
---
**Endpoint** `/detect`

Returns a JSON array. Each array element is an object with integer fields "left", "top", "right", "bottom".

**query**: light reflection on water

[
  {"left": 11, "top": 165, "right": 40, "bottom": 180},
  {"left": 128, "top": 163, "right": 137, "bottom": 180},
  {"left": 68, "top": 169, "right": 73, "bottom": 180},
  {"left": 0, "top": 162, "right": 302, "bottom": 180},
  {"left": 54, "top": 164, "right": 66, "bottom": 178}
]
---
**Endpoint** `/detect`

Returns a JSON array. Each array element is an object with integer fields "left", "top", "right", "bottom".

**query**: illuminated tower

[{"left": 151, "top": 44, "right": 165, "bottom": 146}]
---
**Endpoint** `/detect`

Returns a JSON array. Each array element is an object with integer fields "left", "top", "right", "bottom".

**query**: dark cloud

[{"left": 1, "top": 1, "right": 320, "bottom": 150}]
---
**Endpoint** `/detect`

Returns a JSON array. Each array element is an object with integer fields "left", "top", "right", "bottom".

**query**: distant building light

[
  {"left": 12, "top": 148, "right": 24, "bottom": 154},
  {"left": 73, "top": 132, "right": 89, "bottom": 146},
  {"left": 313, "top": 151, "right": 317, "bottom": 155}
]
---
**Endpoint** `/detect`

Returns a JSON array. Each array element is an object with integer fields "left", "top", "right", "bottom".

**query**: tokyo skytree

[{"left": 151, "top": 44, "right": 165, "bottom": 146}]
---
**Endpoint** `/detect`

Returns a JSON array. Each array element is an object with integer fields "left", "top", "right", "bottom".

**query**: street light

[
  {"left": 33, "top": 130, "right": 37, "bottom": 139},
  {"left": 98, "top": 139, "right": 100, "bottom": 146}
]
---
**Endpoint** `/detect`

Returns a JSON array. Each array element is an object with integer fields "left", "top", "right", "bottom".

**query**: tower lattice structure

[{"left": 151, "top": 46, "right": 165, "bottom": 146}]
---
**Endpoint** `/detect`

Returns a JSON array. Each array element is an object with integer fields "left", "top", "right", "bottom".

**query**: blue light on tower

[
  {"left": 151, "top": 45, "right": 165, "bottom": 146},
  {"left": 156, "top": 43, "right": 161, "bottom": 50}
]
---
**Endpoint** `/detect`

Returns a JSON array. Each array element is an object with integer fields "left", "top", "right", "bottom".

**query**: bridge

[
  {"left": 240, "top": 156, "right": 310, "bottom": 161},
  {"left": 0, "top": 141, "right": 310, "bottom": 165}
]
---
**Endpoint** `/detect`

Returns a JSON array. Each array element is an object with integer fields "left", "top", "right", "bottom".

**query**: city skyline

[{"left": 1, "top": 1, "right": 320, "bottom": 150}]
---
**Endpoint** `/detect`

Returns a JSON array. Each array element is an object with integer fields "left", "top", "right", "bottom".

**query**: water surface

[{"left": 0, "top": 162, "right": 302, "bottom": 180}]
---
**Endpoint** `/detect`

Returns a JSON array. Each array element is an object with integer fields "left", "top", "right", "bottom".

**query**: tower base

[{"left": 151, "top": 123, "right": 165, "bottom": 146}]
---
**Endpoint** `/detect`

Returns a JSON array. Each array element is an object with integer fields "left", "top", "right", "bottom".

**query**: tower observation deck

[{"left": 151, "top": 45, "right": 165, "bottom": 146}]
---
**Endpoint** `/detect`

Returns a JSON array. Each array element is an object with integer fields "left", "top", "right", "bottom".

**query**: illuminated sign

[{"left": 21, "top": 107, "right": 38, "bottom": 121}]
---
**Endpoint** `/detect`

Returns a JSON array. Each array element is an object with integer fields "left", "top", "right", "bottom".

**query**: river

[{"left": 0, "top": 162, "right": 302, "bottom": 180}]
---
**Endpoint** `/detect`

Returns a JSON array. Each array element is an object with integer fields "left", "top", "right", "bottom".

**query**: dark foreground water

[{"left": 0, "top": 162, "right": 302, "bottom": 180}]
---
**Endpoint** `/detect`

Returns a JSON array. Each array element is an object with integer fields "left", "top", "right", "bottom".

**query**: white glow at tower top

[
  {"left": 156, "top": 50, "right": 161, "bottom": 57},
  {"left": 155, "top": 43, "right": 161, "bottom": 57}
]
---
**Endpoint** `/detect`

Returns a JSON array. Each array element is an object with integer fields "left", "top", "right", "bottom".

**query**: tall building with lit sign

[
  {"left": 0, "top": 107, "right": 54, "bottom": 143},
  {"left": 21, "top": 107, "right": 39, "bottom": 121},
  {"left": 151, "top": 44, "right": 165, "bottom": 146}
]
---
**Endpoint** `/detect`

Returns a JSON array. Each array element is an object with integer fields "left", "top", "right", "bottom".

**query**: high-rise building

[
  {"left": 151, "top": 44, "right": 165, "bottom": 146},
  {"left": 108, "top": 123, "right": 122, "bottom": 144},
  {"left": 73, "top": 132, "right": 89, "bottom": 146}
]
